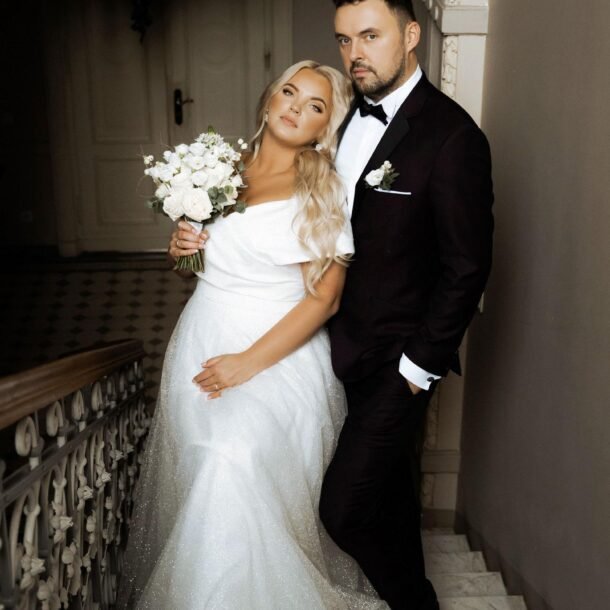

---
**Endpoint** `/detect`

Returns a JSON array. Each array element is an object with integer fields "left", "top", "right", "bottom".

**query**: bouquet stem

[
  {"left": 173, "top": 249, "right": 205, "bottom": 273},
  {"left": 173, "top": 216, "right": 205, "bottom": 273}
]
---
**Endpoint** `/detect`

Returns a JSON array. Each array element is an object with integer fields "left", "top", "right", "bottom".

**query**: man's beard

[{"left": 351, "top": 53, "right": 407, "bottom": 101}]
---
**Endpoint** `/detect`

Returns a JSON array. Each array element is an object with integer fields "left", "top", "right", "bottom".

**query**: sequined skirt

[{"left": 117, "top": 280, "right": 388, "bottom": 609}]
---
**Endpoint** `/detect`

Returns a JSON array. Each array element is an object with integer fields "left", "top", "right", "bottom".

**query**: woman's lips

[{"left": 280, "top": 115, "right": 298, "bottom": 128}]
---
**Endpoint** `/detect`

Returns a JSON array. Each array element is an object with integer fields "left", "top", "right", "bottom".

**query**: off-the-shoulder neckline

[{"left": 245, "top": 196, "right": 296, "bottom": 210}]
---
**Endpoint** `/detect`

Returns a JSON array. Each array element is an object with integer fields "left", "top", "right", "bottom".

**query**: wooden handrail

[{"left": 0, "top": 339, "right": 146, "bottom": 431}]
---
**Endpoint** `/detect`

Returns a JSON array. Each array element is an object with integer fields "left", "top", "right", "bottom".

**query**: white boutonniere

[{"left": 364, "top": 161, "right": 399, "bottom": 191}]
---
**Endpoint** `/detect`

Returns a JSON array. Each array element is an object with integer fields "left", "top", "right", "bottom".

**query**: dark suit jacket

[{"left": 328, "top": 74, "right": 494, "bottom": 382}]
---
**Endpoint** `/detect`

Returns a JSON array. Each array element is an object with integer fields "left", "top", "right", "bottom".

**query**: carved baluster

[
  {"left": 45, "top": 401, "right": 68, "bottom": 450},
  {"left": 65, "top": 443, "right": 89, "bottom": 606},
  {"left": 106, "top": 375, "right": 117, "bottom": 410},
  {"left": 15, "top": 416, "right": 44, "bottom": 471},
  {"left": 1, "top": 461, "right": 13, "bottom": 610},
  {"left": 135, "top": 359, "right": 145, "bottom": 391},
  {"left": 9, "top": 485, "right": 44, "bottom": 610},
  {"left": 38, "top": 461, "right": 71, "bottom": 610},
  {"left": 70, "top": 391, "right": 88, "bottom": 433},
  {"left": 90, "top": 382, "right": 105, "bottom": 420},
  {"left": 118, "top": 371, "right": 128, "bottom": 402}
]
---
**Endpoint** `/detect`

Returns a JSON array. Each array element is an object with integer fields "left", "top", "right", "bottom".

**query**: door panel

[
  {"left": 166, "top": 0, "right": 267, "bottom": 145},
  {"left": 70, "top": 0, "right": 171, "bottom": 251},
  {"left": 50, "top": 0, "right": 292, "bottom": 253}
]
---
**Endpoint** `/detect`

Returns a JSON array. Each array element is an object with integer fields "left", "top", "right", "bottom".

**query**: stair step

[
  {"left": 439, "top": 596, "right": 527, "bottom": 610},
  {"left": 423, "top": 528, "right": 456, "bottom": 536},
  {"left": 431, "top": 572, "right": 507, "bottom": 598},
  {"left": 425, "top": 551, "right": 486, "bottom": 574},
  {"left": 423, "top": 534, "right": 470, "bottom": 553}
]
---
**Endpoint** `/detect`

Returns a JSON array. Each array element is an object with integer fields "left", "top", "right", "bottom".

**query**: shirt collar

[{"left": 364, "top": 64, "right": 423, "bottom": 121}]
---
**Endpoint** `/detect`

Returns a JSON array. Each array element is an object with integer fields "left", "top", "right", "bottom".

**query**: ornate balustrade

[{"left": 0, "top": 340, "right": 149, "bottom": 610}]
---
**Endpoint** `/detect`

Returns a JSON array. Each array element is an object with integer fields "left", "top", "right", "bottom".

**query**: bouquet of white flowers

[{"left": 143, "top": 127, "right": 248, "bottom": 272}]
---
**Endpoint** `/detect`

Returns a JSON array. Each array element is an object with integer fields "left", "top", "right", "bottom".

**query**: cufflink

[{"left": 427, "top": 377, "right": 435, "bottom": 383}]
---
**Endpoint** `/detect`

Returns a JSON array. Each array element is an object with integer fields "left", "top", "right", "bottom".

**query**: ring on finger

[{"left": 214, "top": 383, "right": 219, "bottom": 391}]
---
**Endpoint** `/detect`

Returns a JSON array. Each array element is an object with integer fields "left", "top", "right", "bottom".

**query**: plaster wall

[{"left": 458, "top": 2, "right": 610, "bottom": 608}]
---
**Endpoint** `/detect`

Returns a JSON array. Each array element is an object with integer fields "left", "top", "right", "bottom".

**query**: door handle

[{"left": 174, "top": 89, "right": 194, "bottom": 125}]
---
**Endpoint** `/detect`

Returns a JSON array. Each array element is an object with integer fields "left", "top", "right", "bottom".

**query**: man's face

[{"left": 334, "top": 0, "right": 412, "bottom": 101}]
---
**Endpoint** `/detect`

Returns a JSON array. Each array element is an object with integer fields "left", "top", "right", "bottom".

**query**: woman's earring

[
  {"left": 264, "top": 110, "right": 269, "bottom": 123},
  {"left": 315, "top": 143, "right": 324, "bottom": 153}
]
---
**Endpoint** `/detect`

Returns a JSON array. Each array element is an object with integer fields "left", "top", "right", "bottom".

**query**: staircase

[{"left": 423, "top": 530, "right": 527, "bottom": 610}]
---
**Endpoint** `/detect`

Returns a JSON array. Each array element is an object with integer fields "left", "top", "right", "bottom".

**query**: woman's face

[{"left": 266, "top": 68, "right": 333, "bottom": 148}]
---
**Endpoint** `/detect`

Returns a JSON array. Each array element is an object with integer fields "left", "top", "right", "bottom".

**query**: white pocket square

[{"left": 373, "top": 188, "right": 412, "bottom": 196}]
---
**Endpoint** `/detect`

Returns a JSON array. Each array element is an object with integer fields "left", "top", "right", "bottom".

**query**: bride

[{"left": 117, "top": 60, "right": 388, "bottom": 609}]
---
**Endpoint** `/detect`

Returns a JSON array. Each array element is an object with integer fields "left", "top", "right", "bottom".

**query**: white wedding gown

[{"left": 117, "top": 198, "right": 388, "bottom": 609}]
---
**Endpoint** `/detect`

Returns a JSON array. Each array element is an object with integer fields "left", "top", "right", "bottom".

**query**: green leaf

[{"left": 147, "top": 197, "right": 164, "bottom": 213}]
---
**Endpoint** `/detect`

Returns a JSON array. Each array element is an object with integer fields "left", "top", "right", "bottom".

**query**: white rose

[
  {"left": 206, "top": 162, "right": 233, "bottom": 188},
  {"left": 159, "top": 165, "right": 175, "bottom": 182},
  {"left": 365, "top": 168, "right": 384, "bottom": 187},
  {"left": 155, "top": 184, "right": 170, "bottom": 199},
  {"left": 163, "top": 150, "right": 172, "bottom": 162},
  {"left": 203, "top": 151, "right": 219, "bottom": 168},
  {"left": 191, "top": 171, "right": 208, "bottom": 187},
  {"left": 182, "top": 188, "right": 213, "bottom": 222},
  {"left": 230, "top": 174, "right": 244, "bottom": 188},
  {"left": 187, "top": 155, "right": 206, "bottom": 171},
  {"left": 170, "top": 169, "right": 192, "bottom": 189},
  {"left": 189, "top": 142, "right": 206, "bottom": 156},
  {"left": 191, "top": 172, "right": 210, "bottom": 189},
  {"left": 168, "top": 152, "right": 181, "bottom": 169},
  {"left": 143, "top": 154, "right": 154, "bottom": 165},
  {"left": 175, "top": 143, "right": 189, "bottom": 156},
  {"left": 162, "top": 190, "right": 184, "bottom": 221},
  {"left": 205, "top": 167, "right": 222, "bottom": 188}
]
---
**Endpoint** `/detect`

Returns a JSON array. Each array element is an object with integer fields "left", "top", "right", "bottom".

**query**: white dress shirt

[{"left": 335, "top": 65, "right": 441, "bottom": 391}]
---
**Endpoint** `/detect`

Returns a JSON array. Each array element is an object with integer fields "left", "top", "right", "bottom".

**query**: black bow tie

[{"left": 358, "top": 99, "right": 388, "bottom": 125}]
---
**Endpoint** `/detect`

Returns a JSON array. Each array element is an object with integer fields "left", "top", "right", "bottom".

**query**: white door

[{"left": 48, "top": 0, "right": 292, "bottom": 254}]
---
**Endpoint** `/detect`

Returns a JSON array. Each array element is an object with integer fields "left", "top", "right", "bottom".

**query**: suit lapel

[
  {"left": 351, "top": 75, "right": 433, "bottom": 221},
  {"left": 351, "top": 111, "right": 410, "bottom": 220}
]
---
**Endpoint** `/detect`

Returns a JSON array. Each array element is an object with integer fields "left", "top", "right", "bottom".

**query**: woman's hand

[
  {"left": 193, "top": 352, "right": 260, "bottom": 399},
  {"left": 168, "top": 220, "right": 209, "bottom": 261}
]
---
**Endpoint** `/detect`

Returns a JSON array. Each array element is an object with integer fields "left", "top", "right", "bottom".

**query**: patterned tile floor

[{"left": 0, "top": 257, "right": 196, "bottom": 401}]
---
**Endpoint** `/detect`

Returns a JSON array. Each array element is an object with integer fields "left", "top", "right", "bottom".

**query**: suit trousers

[{"left": 320, "top": 360, "right": 439, "bottom": 610}]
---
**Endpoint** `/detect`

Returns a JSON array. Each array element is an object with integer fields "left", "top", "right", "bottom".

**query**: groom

[{"left": 321, "top": 1, "right": 494, "bottom": 609}]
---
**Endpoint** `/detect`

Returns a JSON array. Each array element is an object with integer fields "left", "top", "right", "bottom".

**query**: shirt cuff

[{"left": 398, "top": 354, "right": 441, "bottom": 390}]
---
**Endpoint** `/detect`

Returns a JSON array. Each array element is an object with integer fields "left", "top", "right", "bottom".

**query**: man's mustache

[{"left": 350, "top": 62, "right": 377, "bottom": 76}]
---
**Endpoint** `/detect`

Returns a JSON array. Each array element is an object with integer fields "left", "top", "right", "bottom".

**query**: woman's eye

[
  {"left": 283, "top": 88, "right": 293, "bottom": 96},
  {"left": 311, "top": 105, "right": 322, "bottom": 114}
]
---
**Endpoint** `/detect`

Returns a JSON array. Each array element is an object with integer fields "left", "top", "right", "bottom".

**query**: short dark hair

[{"left": 332, "top": 0, "right": 416, "bottom": 23}]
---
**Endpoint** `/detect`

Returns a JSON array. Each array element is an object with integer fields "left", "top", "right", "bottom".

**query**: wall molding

[
  {"left": 416, "top": 1, "right": 489, "bottom": 516},
  {"left": 422, "top": 450, "right": 461, "bottom": 474},
  {"left": 419, "top": 0, "right": 489, "bottom": 35}
]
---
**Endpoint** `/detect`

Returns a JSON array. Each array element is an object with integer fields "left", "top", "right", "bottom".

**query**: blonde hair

[{"left": 249, "top": 60, "right": 354, "bottom": 293}]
